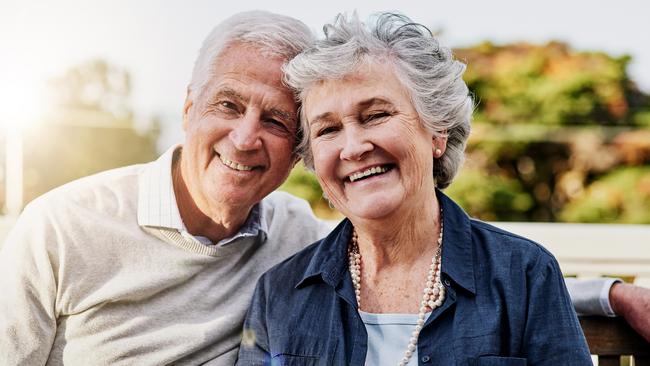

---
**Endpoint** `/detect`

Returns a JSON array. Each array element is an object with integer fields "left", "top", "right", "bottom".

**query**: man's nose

[
  {"left": 339, "top": 127, "right": 373, "bottom": 161},
  {"left": 229, "top": 113, "right": 263, "bottom": 151}
]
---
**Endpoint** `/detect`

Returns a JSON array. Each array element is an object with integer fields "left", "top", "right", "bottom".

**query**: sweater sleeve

[
  {"left": 565, "top": 277, "right": 620, "bottom": 316},
  {"left": 0, "top": 205, "right": 58, "bottom": 365}
]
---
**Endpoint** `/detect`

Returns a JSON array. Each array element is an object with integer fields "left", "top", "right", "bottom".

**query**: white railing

[{"left": 492, "top": 222, "right": 650, "bottom": 287}]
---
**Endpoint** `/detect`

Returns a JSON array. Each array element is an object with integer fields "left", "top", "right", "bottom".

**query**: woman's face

[{"left": 304, "top": 61, "right": 441, "bottom": 221}]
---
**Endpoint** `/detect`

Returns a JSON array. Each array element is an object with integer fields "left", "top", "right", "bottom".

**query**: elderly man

[
  {"left": 1, "top": 10, "right": 648, "bottom": 366},
  {"left": 0, "top": 11, "right": 330, "bottom": 365}
]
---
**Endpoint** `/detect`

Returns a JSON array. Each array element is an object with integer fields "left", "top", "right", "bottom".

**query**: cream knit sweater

[{"left": 0, "top": 160, "right": 330, "bottom": 365}]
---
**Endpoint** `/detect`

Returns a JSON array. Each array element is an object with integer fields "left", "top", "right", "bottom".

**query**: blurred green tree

[
  {"left": 456, "top": 41, "right": 650, "bottom": 126},
  {"left": 1, "top": 59, "right": 159, "bottom": 209},
  {"left": 559, "top": 167, "right": 650, "bottom": 223}
]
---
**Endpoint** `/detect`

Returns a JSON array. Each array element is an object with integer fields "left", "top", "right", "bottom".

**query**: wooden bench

[{"left": 580, "top": 316, "right": 650, "bottom": 365}]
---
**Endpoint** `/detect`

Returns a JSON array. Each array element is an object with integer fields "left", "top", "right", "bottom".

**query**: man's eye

[
  {"left": 219, "top": 101, "right": 238, "bottom": 110},
  {"left": 265, "top": 118, "right": 288, "bottom": 130}
]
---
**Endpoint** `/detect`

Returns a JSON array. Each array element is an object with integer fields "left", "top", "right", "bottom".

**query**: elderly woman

[{"left": 237, "top": 13, "right": 591, "bottom": 365}]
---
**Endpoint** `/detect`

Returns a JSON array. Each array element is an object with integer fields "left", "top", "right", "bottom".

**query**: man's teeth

[
  {"left": 349, "top": 166, "right": 388, "bottom": 182},
  {"left": 219, "top": 155, "right": 253, "bottom": 171}
]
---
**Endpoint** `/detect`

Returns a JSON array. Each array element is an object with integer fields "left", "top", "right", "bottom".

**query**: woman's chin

[{"left": 343, "top": 194, "right": 405, "bottom": 222}]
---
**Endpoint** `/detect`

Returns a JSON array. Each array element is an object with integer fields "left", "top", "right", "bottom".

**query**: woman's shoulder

[
  {"left": 258, "top": 238, "right": 328, "bottom": 289},
  {"left": 468, "top": 219, "right": 558, "bottom": 269}
]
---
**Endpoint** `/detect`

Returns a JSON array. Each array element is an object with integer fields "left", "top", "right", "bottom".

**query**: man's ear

[
  {"left": 291, "top": 154, "right": 301, "bottom": 168},
  {"left": 182, "top": 87, "right": 193, "bottom": 132}
]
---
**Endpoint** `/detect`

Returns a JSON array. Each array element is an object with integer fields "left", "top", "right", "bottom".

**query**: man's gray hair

[
  {"left": 285, "top": 12, "right": 473, "bottom": 188},
  {"left": 189, "top": 11, "right": 314, "bottom": 99}
]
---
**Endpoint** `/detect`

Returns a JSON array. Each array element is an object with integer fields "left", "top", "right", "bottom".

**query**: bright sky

[{"left": 2, "top": 0, "right": 649, "bottom": 148}]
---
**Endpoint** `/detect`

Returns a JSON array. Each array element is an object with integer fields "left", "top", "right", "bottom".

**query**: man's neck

[{"left": 171, "top": 152, "right": 253, "bottom": 243}]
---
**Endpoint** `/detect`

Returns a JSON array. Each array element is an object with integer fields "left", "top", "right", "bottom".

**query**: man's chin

[{"left": 204, "top": 183, "right": 261, "bottom": 206}]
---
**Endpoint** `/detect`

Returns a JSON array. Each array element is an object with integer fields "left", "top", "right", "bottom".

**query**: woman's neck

[{"left": 351, "top": 191, "right": 442, "bottom": 272}]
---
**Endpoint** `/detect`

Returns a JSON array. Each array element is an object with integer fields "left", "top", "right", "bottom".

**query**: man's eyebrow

[
  {"left": 212, "top": 87, "right": 247, "bottom": 102},
  {"left": 268, "top": 108, "right": 294, "bottom": 123}
]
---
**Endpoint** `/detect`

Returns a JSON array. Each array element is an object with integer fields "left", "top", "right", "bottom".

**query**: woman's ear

[{"left": 432, "top": 132, "right": 448, "bottom": 158}]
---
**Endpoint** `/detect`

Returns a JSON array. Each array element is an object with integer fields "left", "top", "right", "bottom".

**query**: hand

[{"left": 609, "top": 282, "right": 650, "bottom": 342}]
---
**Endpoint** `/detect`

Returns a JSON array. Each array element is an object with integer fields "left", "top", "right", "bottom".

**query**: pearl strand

[{"left": 348, "top": 219, "right": 445, "bottom": 366}]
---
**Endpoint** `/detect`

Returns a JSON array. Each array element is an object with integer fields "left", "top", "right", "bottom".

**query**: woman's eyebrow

[
  {"left": 358, "top": 97, "right": 394, "bottom": 109},
  {"left": 309, "top": 112, "right": 334, "bottom": 127}
]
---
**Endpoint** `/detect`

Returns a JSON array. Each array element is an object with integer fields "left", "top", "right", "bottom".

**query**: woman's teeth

[
  {"left": 220, "top": 155, "right": 254, "bottom": 171},
  {"left": 348, "top": 166, "right": 389, "bottom": 182}
]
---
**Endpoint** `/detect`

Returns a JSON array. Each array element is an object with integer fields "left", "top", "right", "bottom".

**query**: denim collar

[{"left": 295, "top": 190, "right": 476, "bottom": 295}]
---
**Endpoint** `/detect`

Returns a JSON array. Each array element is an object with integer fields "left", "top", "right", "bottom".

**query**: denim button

[
  {"left": 444, "top": 278, "right": 451, "bottom": 287},
  {"left": 421, "top": 355, "right": 431, "bottom": 363}
]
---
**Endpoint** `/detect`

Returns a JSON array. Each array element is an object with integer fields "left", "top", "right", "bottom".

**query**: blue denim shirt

[{"left": 237, "top": 191, "right": 592, "bottom": 365}]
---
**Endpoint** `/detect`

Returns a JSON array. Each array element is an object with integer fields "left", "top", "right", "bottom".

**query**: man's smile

[{"left": 218, "top": 153, "right": 255, "bottom": 171}]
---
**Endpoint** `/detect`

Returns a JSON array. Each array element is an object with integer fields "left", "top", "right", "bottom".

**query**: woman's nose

[{"left": 339, "top": 128, "right": 373, "bottom": 161}]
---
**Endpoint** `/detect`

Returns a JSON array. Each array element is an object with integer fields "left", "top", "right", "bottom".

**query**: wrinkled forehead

[
  {"left": 302, "top": 61, "right": 409, "bottom": 117},
  {"left": 202, "top": 45, "right": 297, "bottom": 103}
]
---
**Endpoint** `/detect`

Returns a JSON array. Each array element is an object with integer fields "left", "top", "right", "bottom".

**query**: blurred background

[{"left": 1, "top": 0, "right": 649, "bottom": 224}]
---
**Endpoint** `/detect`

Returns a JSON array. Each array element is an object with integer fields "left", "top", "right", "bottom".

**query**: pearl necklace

[{"left": 348, "top": 219, "right": 445, "bottom": 366}]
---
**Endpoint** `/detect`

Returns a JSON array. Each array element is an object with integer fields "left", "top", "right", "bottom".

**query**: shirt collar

[
  {"left": 137, "top": 145, "right": 185, "bottom": 230},
  {"left": 137, "top": 145, "right": 267, "bottom": 245},
  {"left": 437, "top": 190, "right": 476, "bottom": 295},
  {"left": 295, "top": 190, "right": 476, "bottom": 295}
]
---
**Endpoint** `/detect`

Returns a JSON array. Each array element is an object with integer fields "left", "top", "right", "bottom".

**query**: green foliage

[
  {"left": 279, "top": 163, "right": 322, "bottom": 206},
  {"left": 445, "top": 168, "right": 534, "bottom": 221},
  {"left": 456, "top": 42, "right": 644, "bottom": 126},
  {"left": 279, "top": 163, "right": 342, "bottom": 219},
  {"left": 559, "top": 167, "right": 650, "bottom": 223}
]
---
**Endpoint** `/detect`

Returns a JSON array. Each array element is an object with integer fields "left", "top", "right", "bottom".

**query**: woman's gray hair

[
  {"left": 189, "top": 11, "right": 314, "bottom": 99},
  {"left": 285, "top": 12, "right": 473, "bottom": 188}
]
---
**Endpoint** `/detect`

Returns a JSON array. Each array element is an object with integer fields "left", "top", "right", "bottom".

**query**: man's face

[{"left": 181, "top": 43, "right": 298, "bottom": 213}]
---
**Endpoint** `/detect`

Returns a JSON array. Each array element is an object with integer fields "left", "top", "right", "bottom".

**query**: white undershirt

[{"left": 359, "top": 311, "right": 431, "bottom": 366}]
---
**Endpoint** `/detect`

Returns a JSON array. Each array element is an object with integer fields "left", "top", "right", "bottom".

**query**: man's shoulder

[
  {"left": 4, "top": 162, "right": 151, "bottom": 253},
  {"left": 25, "top": 162, "right": 148, "bottom": 218},
  {"left": 262, "top": 191, "right": 315, "bottom": 215},
  {"left": 262, "top": 191, "right": 332, "bottom": 238}
]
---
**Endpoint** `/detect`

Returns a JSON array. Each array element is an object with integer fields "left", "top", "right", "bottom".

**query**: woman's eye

[
  {"left": 316, "top": 126, "right": 338, "bottom": 137},
  {"left": 366, "top": 112, "right": 390, "bottom": 121}
]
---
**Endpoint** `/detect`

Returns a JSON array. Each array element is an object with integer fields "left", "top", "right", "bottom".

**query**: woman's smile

[{"left": 345, "top": 164, "right": 395, "bottom": 183}]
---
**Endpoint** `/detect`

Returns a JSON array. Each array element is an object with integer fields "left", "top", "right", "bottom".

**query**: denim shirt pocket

[
  {"left": 270, "top": 334, "right": 336, "bottom": 366},
  {"left": 476, "top": 356, "right": 527, "bottom": 366}
]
